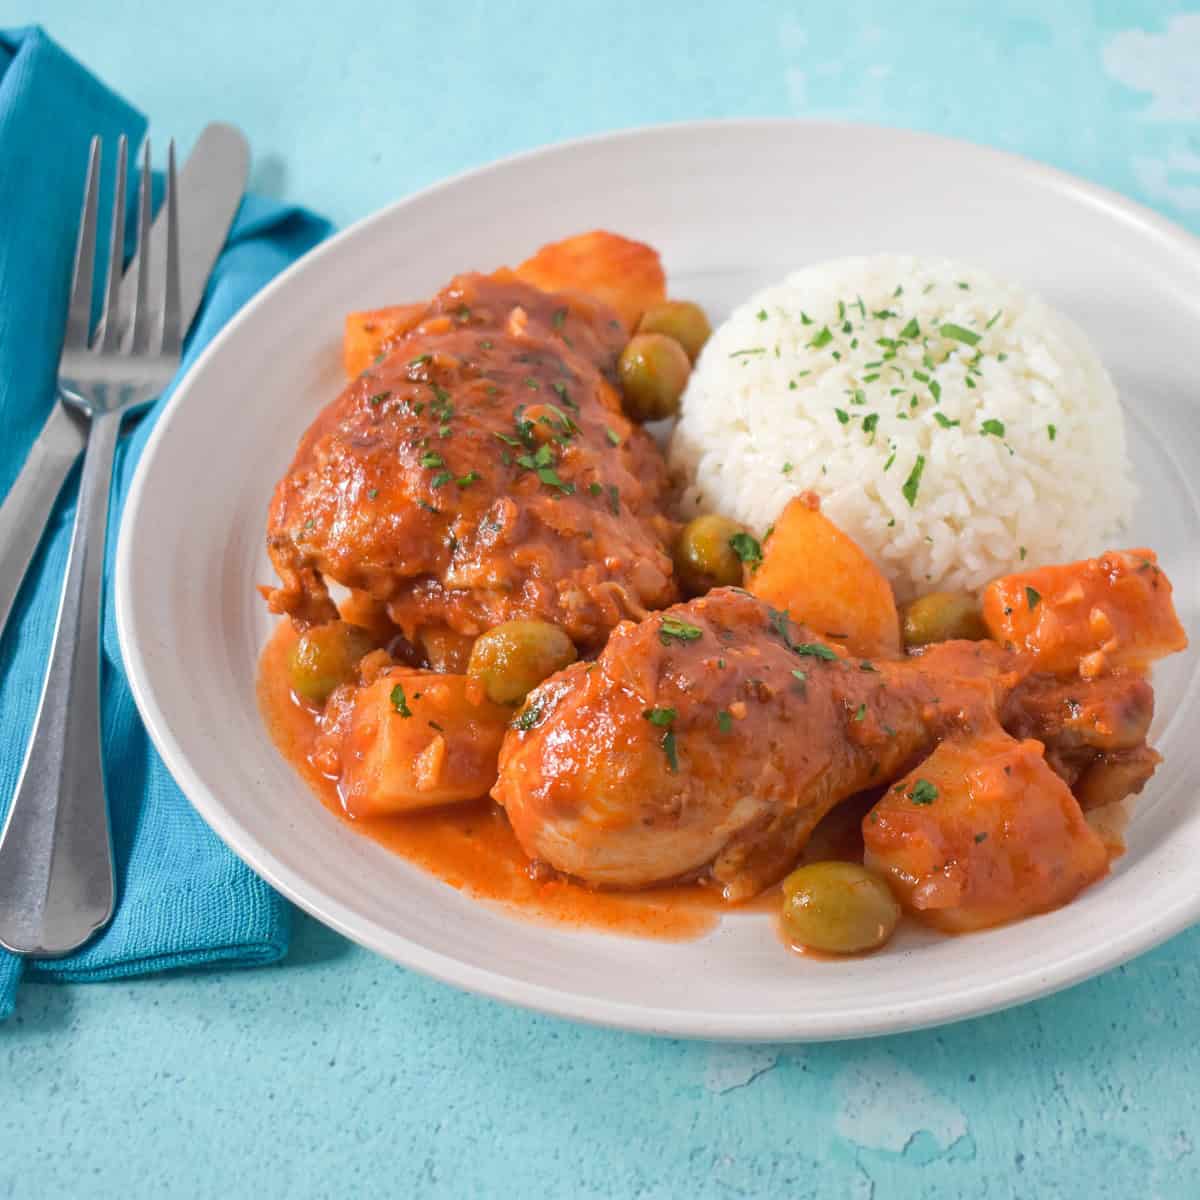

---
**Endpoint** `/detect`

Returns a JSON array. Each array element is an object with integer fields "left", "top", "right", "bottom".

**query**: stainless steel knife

[{"left": 0, "top": 122, "right": 250, "bottom": 640}]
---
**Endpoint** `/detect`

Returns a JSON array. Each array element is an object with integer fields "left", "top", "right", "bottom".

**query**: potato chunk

[
  {"left": 340, "top": 671, "right": 511, "bottom": 816},
  {"left": 747, "top": 494, "right": 901, "bottom": 659},
  {"left": 343, "top": 303, "right": 425, "bottom": 378},
  {"left": 514, "top": 231, "right": 666, "bottom": 332},
  {"left": 982, "top": 549, "right": 1187, "bottom": 677},
  {"left": 863, "top": 731, "right": 1110, "bottom": 932}
]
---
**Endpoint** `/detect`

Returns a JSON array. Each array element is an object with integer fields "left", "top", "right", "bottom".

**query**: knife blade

[{"left": 0, "top": 122, "right": 250, "bottom": 641}]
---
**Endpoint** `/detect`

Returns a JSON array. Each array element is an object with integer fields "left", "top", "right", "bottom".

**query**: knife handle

[{"left": 0, "top": 403, "right": 87, "bottom": 638}]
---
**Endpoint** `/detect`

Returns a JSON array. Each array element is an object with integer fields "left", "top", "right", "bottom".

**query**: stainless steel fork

[{"left": 0, "top": 135, "right": 182, "bottom": 957}]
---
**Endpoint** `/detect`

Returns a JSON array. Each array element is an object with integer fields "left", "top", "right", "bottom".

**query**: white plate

[{"left": 116, "top": 120, "right": 1200, "bottom": 1041}]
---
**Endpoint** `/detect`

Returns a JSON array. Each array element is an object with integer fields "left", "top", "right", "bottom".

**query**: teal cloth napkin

[{"left": 0, "top": 27, "right": 332, "bottom": 1018}]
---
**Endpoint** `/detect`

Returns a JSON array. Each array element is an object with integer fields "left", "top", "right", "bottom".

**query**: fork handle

[{"left": 0, "top": 406, "right": 120, "bottom": 956}]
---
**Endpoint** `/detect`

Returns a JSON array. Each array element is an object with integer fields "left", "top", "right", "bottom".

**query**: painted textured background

[{"left": 3, "top": 1, "right": 1200, "bottom": 1196}]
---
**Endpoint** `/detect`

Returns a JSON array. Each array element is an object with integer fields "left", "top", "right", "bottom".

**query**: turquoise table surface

[{"left": 5, "top": 2, "right": 1200, "bottom": 1196}]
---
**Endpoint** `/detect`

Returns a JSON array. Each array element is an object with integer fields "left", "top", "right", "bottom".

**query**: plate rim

[{"left": 116, "top": 117, "right": 1200, "bottom": 1041}]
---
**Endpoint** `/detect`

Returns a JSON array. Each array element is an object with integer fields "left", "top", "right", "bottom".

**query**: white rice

[{"left": 669, "top": 255, "right": 1134, "bottom": 601}]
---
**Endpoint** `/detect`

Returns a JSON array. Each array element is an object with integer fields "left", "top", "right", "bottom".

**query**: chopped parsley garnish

[
  {"left": 756, "top": 308, "right": 768, "bottom": 321},
  {"left": 852, "top": 703, "right": 867, "bottom": 722},
  {"left": 929, "top": 379, "right": 942, "bottom": 403},
  {"left": 729, "top": 347, "right": 766, "bottom": 358},
  {"left": 430, "top": 471, "right": 453, "bottom": 489},
  {"left": 980, "top": 418, "right": 1006, "bottom": 437},
  {"left": 643, "top": 706, "right": 677, "bottom": 727},
  {"left": 974, "top": 832, "right": 988, "bottom": 843},
  {"left": 636, "top": 709, "right": 681, "bottom": 766},
  {"left": 791, "top": 669, "right": 808, "bottom": 688},
  {"left": 902, "top": 454, "right": 926, "bottom": 506},
  {"left": 588, "top": 482, "right": 603, "bottom": 496},
  {"left": 661, "top": 730, "right": 679, "bottom": 773},
  {"left": 420, "top": 451, "right": 444, "bottom": 469},
  {"left": 1026, "top": 585, "right": 1041, "bottom": 611},
  {"left": 932, "top": 412, "right": 959, "bottom": 429},
  {"left": 389, "top": 684, "right": 413, "bottom": 718},
  {"left": 940, "top": 323, "right": 980, "bottom": 347},
  {"left": 795, "top": 642, "right": 838, "bottom": 661},
  {"left": 899, "top": 317, "right": 920, "bottom": 340},
  {"left": 809, "top": 326, "right": 833, "bottom": 349},
  {"left": 606, "top": 428, "right": 621, "bottom": 446},
  {"left": 862, "top": 413, "right": 879, "bottom": 436},
  {"left": 1047, "top": 424, "right": 1057, "bottom": 441},
  {"left": 367, "top": 488, "right": 379, "bottom": 500},
  {"left": 782, "top": 461, "right": 794, "bottom": 475},
  {"left": 368, "top": 391, "right": 389, "bottom": 407},
  {"left": 516, "top": 444, "right": 554, "bottom": 470},
  {"left": 659, "top": 616, "right": 703, "bottom": 646},
  {"left": 835, "top": 408, "right": 850, "bottom": 425},
  {"left": 512, "top": 704, "right": 542, "bottom": 731},
  {"left": 728, "top": 531, "right": 762, "bottom": 567},
  {"left": 717, "top": 709, "right": 733, "bottom": 734},
  {"left": 908, "top": 779, "right": 938, "bottom": 805},
  {"left": 607, "top": 484, "right": 619, "bottom": 515},
  {"left": 552, "top": 381, "right": 578, "bottom": 409},
  {"left": 986, "top": 310, "right": 1003, "bottom": 329},
  {"left": 456, "top": 471, "right": 481, "bottom": 488},
  {"left": 537, "top": 466, "right": 575, "bottom": 493}
]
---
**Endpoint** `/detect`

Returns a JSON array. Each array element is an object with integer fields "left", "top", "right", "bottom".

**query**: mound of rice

[{"left": 669, "top": 255, "right": 1134, "bottom": 601}]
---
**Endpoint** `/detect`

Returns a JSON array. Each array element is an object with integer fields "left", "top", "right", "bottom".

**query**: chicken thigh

[{"left": 266, "top": 244, "right": 678, "bottom": 651}]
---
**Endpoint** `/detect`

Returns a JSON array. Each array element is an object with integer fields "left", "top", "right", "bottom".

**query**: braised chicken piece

[
  {"left": 494, "top": 555, "right": 1183, "bottom": 914},
  {"left": 265, "top": 235, "right": 678, "bottom": 652},
  {"left": 1001, "top": 671, "right": 1156, "bottom": 790},
  {"left": 495, "top": 588, "right": 1029, "bottom": 900}
]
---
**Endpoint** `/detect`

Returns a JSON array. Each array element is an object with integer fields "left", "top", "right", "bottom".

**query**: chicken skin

[{"left": 266, "top": 264, "right": 678, "bottom": 650}]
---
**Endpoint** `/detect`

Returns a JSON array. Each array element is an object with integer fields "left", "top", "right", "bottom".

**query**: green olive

[
  {"left": 901, "top": 590, "right": 988, "bottom": 648},
  {"left": 617, "top": 333, "right": 691, "bottom": 423},
  {"left": 781, "top": 862, "right": 900, "bottom": 955},
  {"left": 288, "top": 622, "right": 376, "bottom": 705},
  {"left": 673, "top": 514, "right": 749, "bottom": 596},
  {"left": 636, "top": 301, "right": 712, "bottom": 363},
  {"left": 467, "top": 620, "right": 578, "bottom": 705}
]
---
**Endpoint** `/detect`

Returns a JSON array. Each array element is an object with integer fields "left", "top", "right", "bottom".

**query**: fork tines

[{"left": 65, "top": 134, "right": 182, "bottom": 358}]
